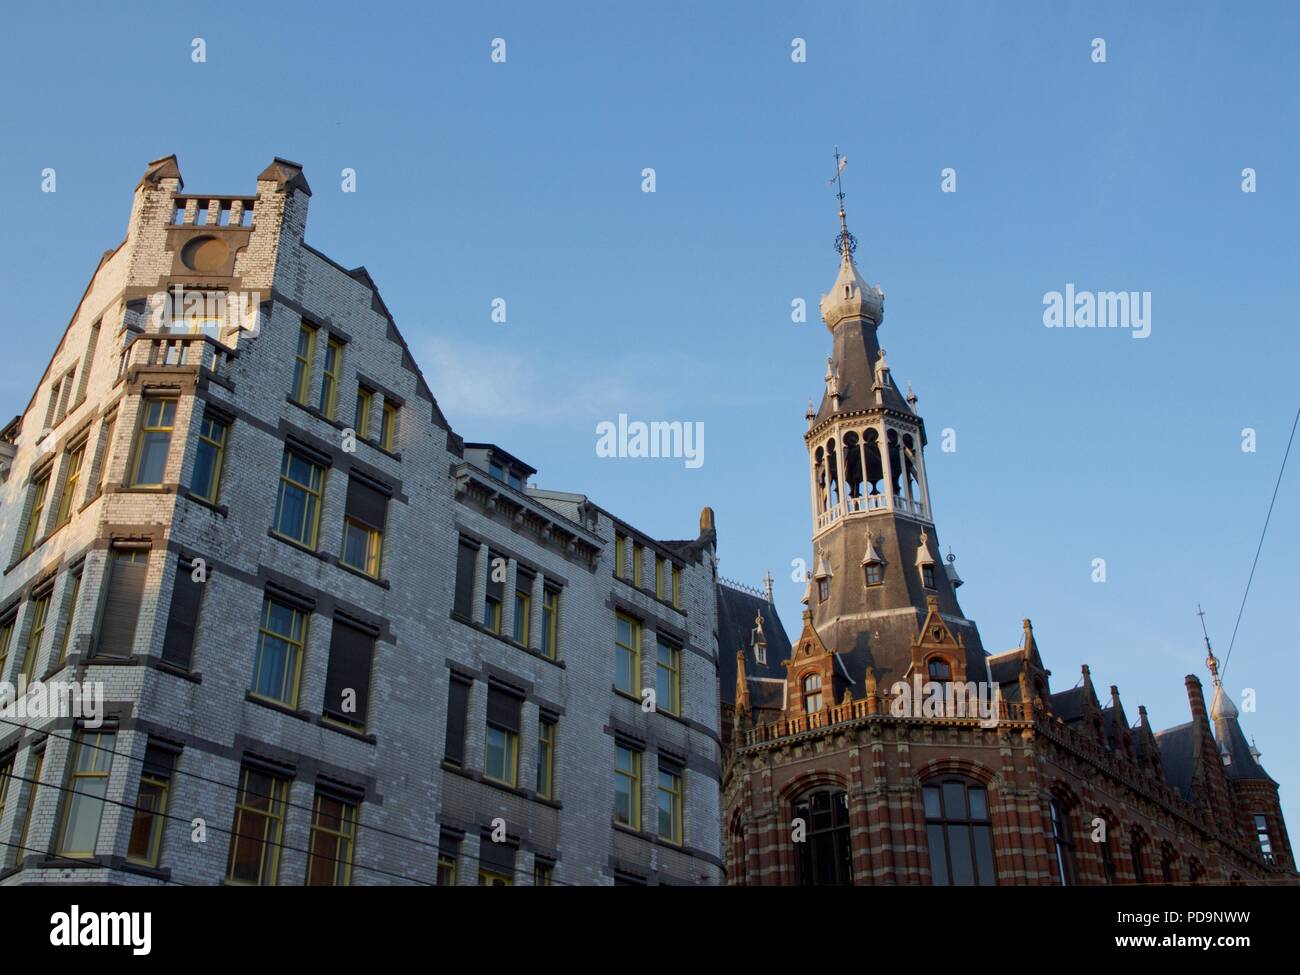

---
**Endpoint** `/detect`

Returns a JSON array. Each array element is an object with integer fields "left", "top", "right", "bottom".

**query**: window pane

[
  {"left": 941, "top": 781, "right": 966, "bottom": 818},
  {"left": 973, "top": 825, "right": 996, "bottom": 885},
  {"left": 968, "top": 787, "right": 988, "bottom": 821}
]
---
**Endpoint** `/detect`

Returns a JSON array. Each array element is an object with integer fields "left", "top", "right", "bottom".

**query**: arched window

[
  {"left": 927, "top": 657, "right": 952, "bottom": 682},
  {"left": 1160, "top": 845, "right": 1177, "bottom": 884},
  {"left": 1049, "top": 797, "right": 1075, "bottom": 885},
  {"left": 843, "top": 431, "right": 862, "bottom": 499},
  {"left": 1130, "top": 828, "right": 1147, "bottom": 885},
  {"left": 923, "top": 777, "right": 996, "bottom": 885},
  {"left": 793, "top": 788, "right": 852, "bottom": 886},
  {"left": 802, "top": 674, "right": 823, "bottom": 713}
]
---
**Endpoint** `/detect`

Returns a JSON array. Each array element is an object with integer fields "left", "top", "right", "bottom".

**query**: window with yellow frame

[
  {"left": 21, "top": 468, "right": 51, "bottom": 555},
  {"left": 190, "top": 414, "right": 228, "bottom": 504},
  {"left": 251, "top": 597, "right": 308, "bottom": 707},
  {"left": 341, "top": 517, "right": 382, "bottom": 577},
  {"left": 292, "top": 322, "right": 316, "bottom": 404},
  {"left": 478, "top": 868, "right": 513, "bottom": 886},
  {"left": 54, "top": 440, "right": 85, "bottom": 529},
  {"left": 57, "top": 730, "right": 116, "bottom": 857},
  {"left": 655, "top": 556, "right": 667, "bottom": 600},
  {"left": 225, "top": 767, "right": 289, "bottom": 885},
  {"left": 306, "top": 792, "right": 357, "bottom": 886},
  {"left": 657, "top": 767, "right": 683, "bottom": 844},
  {"left": 319, "top": 338, "right": 344, "bottom": 419},
  {"left": 18, "top": 751, "right": 43, "bottom": 851},
  {"left": 615, "top": 613, "right": 640, "bottom": 696},
  {"left": 126, "top": 767, "right": 170, "bottom": 867},
  {"left": 56, "top": 573, "right": 80, "bottom": 668},
  {"left": 484, "top": 721, "right": 519, "bottom": 787},
  {"left": 354, "top": 386, "right": 373, "bottom": 439},
  {"left": 540, "top": 587, "right": 559, "bottom": 659},
  {"left": 20, "top": 592, "right": 50, "bottom": 684},
  {"left": 632, "top": 543, "right": 644, "bottom": 587},
  {"left": 0, "top": 615, "right": 15, "bottom": 679},
  {"left": 655, "top": 638, "right": 681, "bottom": 716},
  {"left": 536, "top": 719, "right": 556, "bottom": 800},
  {"left": 380, "top": 400, "right": 398, "bottom": 451},
  {"left": 614, "top": 533, "right": 627, "bottom": 578},
  {"left": 272, "top": 449, "right": 325, "bottom": 549},
  {"left": 672, "top": 564, "right": 682, "bottom": 608},
  {"left": 614, "top": 744, "right": 641, "bottom": 830},
  {"left": 130, "top": 397, "right": 177, "bottom": 488}
]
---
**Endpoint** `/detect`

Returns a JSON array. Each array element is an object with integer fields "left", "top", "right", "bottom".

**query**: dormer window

[
  {"left": 489, "top": 460, "right": 505, "bottom": 481},
  {"left": 927, "top": 658, "right": 951, "bottom": 682},
  {"left": 922, "top": 564, "right": 936, "bottom": 590},
  {"left": 864, "top": 561, "right": 883, "bottom": 586},
  {"left": 802, "top": 674, "right": 823, "bottom": 713},
  {"left": 817, "top": 578, "right": 830, "bottom": 602}
]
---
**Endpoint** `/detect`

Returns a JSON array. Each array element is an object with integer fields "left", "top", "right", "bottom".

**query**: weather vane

[{"left": 830, "top": 146, "right": 856, "bottom": 258}]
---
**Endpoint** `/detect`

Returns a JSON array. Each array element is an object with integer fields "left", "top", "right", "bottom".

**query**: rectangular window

[
  {"left": 341, "top": 478, "right": 386, "bottom": 578},
  {"left": 656, "top": 638, "right": 681, "bottom": 716},
  {"left": 632, "top": 543, "right": 644, "bottom": 587},
  {"left": 533, "top": 861, "right": 554, "bottom": 886},
  {"left": 0, "top": 757, "right": 11, "bottom": 828},
  {"left": 437, "top": 831, "right": 459, "bottom": 886},
  {"left": 483, "top": 551, "right": 504, "bottom": 633},
  {"left": 484, "top": 686, "right": 521, "bottom": 786},
  {"left": 444, "top": 676, "right": 471, "bottom": 765},
  {"left": 0, "top": 616, "right": 15, "bottom": 682},
  {"left": 672, "top": 565, "right": 682, "bottom": 608},
  {"left": 226, "top": 767, "right": 289, "bottom": 885},
  {"left": 1256, "top": 814, "right": 1274, "bottom": 863},
  {"left": 615, "top": 613, "right": 641, "bottom": 696},
  {"left": 18, "top": 751, "right": 43, "bottom": 853},
  {"left": 614, "top": 533, "right": 627, "bottom": 578},
  {"left": 126, "top": 745, "right": 173, "bottom": 867},
  {"left": 22, "top": 468, "right": 51, "bottom": 554},
  {"left": 273, "top": 449, "right": 325, "bottom": 548},
  {"left": 453, "top": 538, "right": 478, "bottom": 620},
  {"left": 655, "top": 557, "right": 667, "bottom": 600},
  {"left": 380, "top": 401, "right": 398, "bottom": 451},
  {"left": 319, "top": 338, "right": 344, "bottom": 419},
  {"left": 306, "top": 792, "right": 357, "bottom": 886},
  {"left": 57, "top": 730, "right": 116, "bottom": 857},
  {"left": 252, "top": 596, "right": 308, "bottom": 707},
  {"left": 540, "top": 587, "right": 559, "bottom": 660},
  {"left": 97, "top": 548, "right": 148, "bottom": 657},
  {"left": 20, "top": 593, "right": 50, "bottom": 683},
  {"left": 292, "top": 322, "right": 316, "bottom": 404},
  {"left": 354, "top": 386, "right": 373, "bottom": 439},
  {"left": 614, "top": 745, "right": 641, "bottom": 830},
  {"left": 512, "top": 570, "right": 532, "bottom": 645},
  {"left": 536, "top": 719, "right": 555, "bottom": 800},
  {"left": 130, "top": 397, "right": 176, "bottom": 487},
  {"left": 96, "top": 414, "right": 116, "bottom": 492},
  {"left": 161, "top": 557, "right": 203, "bottom": 671},
  {"left": 322, "top": 620, "right": 375, "bottom": 729},
  {"left": 658, "top": 766, "right": 683, "bottom": 844},
  {"left": 54, "top": 441, "right": 86, "bottom": 528},
  {"left": 190, "top": 413, "right": 228, "bottom": 504},
  {"left": 56, "top": 572, "right": 81, "bottom": 667}
]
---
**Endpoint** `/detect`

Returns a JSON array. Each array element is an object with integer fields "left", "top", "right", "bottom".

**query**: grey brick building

[{"left": 0, "top": 156, "right": 723, "bottom": 886}]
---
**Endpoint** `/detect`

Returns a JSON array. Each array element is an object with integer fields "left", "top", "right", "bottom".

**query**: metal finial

[{"left": 830, "top": 147, "right": 857, "bottom": 258}]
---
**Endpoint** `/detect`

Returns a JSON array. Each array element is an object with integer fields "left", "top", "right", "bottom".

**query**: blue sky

[{"left": 1, "top": 2, "right": 1296, "bottom": 828}]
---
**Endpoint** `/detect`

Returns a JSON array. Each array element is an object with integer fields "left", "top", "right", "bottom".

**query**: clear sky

[{"left": 1, "top": 2, "right": 1296, "bottom": 829}]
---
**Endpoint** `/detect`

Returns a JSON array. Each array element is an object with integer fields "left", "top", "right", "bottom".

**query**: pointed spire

[
  {"left": 906, "top": 381, "right": 918, "bottom": 411},
  {"left": 762, "top": 569, "right": 774, "bottom": 603},
  {"left": 805, "top": 400, "right": 816, "bottom": 430}
]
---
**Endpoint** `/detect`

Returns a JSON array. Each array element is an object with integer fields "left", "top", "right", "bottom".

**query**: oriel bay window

[
  {"left": 484, "top": 685, "right": 521, "bottom": 786},
  {"left": 190, "top": 412, "right": 228, "bottom": 504},
  {"left": 923, "top": 778, "right": 997, "bottom": 886},
  {"left": 615, "top": 613, "right": 641, "bottom": 695},
  {"left": 341, "top": 476, "right": 387, "bottom": 578},
  {"left": 273, "top": 448, "right": 325, "bottom": 548},
  {"left": 794, "top": 788, "right": 852, "bottom": 886},
  {"left": 226, "top": 766, "right": 289, "bottom": 885},
  {"left": 126, "top": 745, "right": 174, "bottom": 867},
  {"left": 252, "top": 596, "right": 308, "bottom": 707},
  {"left": 322, "top": 618, "right": 375, "bottom": 730},
  {"left": 57, "top": 730, "right": 116, "bottom": 857},
  {"left": 130, "top": 397, "right": 176, "bottom": 487},
  {"left": 614, "top": 744, "right": 641, "bottom": 829},
  {"left": 306, "top": 791, "right": 358, "bottom": 886}
]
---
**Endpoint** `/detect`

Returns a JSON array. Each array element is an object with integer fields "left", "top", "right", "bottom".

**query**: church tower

[{"left": 786, "top": 189, "right": 986, "bottom": 711}]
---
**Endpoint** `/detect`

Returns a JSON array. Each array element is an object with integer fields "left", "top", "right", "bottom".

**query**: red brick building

[{"left": 719, "top": 208, "right": 1293, "bottom": 886}]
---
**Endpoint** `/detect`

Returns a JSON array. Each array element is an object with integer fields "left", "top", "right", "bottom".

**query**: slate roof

[
  {"left": 717, "top": 582, "right": 792, "bottom": 708},
  {"left": 1216, "top": 715, "right": 1273, "bottom": 783},
  {"left": 1155, "top": 722, "right": 1197, "bottom": 800},
  {"left": 814, "top": 318, "right": 911, "bottom": 424}
]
